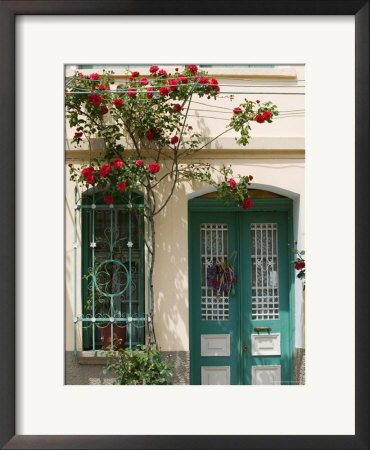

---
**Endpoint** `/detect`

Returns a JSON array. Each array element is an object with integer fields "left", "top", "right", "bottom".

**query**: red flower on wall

[
  {"left": 227, "top": 178, "right": 236, "bottom": 189},
  {"left": 113, "top": 159, "right": 123, "bottom": 169},
  {"left": 104, "top": 194, "right": 114, "bottom": 205},
  {"left": 113, "top": 98, "right": 123, "bottom": 108},
  {"left": 159, "top": 86, "right": 169, "bottom": 96},
  {"left": 148, "top": 163, "right": 160, "bottom": 174},
  {"left": 118, "top": 181, "right": 126, "bottom": 192},
  {"left": 99, "top": 164, "right": 111, "bottom": 177},
  {"left": 242, "top": 198, "right": 254, "bottom": 209}
]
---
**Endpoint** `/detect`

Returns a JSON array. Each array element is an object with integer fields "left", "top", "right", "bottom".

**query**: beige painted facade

[{"left": 65, "top": 65, "right": 305, "bottom": 355}]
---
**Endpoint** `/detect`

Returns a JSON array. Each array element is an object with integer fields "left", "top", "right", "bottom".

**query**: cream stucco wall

[{"left": 65, "top": 65, "right": 305, "bottom": 352}]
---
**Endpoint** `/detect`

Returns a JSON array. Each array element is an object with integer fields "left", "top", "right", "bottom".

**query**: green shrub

[{"left": 103, "top": 345, "right": 173, "bottom": 385}]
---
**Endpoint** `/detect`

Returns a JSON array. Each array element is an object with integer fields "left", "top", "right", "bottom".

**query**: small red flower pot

[{"left": 100, "top": 324, "right": 126, "bottom": 350}]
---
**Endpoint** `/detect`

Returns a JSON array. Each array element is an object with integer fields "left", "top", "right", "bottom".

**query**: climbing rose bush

[
  {"left": 66, "top": 65, "right": 278, "bottom": 209},
  {"left": 66, "top": 65, "right": 279, "bottom": 342}
]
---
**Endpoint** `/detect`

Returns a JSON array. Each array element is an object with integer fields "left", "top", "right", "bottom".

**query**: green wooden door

[{"left": 189, "top": 200, "right": 294, "bottom": 385}]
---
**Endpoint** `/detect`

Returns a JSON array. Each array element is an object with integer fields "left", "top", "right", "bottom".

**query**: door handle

[
  {"left": 242, "top": 343, "right": 248, "bottom": 352},
  {"left": 254, "top": 327, "right": 272, "bottom": 333}
]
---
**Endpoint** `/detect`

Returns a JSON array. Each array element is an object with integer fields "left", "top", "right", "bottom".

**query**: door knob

[{"left": 242, "top": 343, "right": 248, "bottom": 351}]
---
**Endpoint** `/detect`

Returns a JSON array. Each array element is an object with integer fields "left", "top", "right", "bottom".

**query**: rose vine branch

[{"left": 65, "top": 65, "right": 279, "bottom": 344}]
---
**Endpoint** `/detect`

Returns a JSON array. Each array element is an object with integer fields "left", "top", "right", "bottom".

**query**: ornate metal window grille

[
  {"left": 73, "top": 188, "right": 150, "bottom": 354},
  {"left": 251, "top": 223, "right": 279, "bottom": 320},
  {"left": 200, "top": 223, "right": 229, "bottom": 321}
]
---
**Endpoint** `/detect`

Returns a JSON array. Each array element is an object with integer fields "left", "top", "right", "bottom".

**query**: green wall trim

[{"left": 189, "top": 197, "right": 293, "bottom": 212}]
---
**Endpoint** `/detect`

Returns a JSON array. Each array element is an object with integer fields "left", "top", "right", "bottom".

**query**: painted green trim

[
  {"left": 188, "top": 196, "right": 295, "bottom": 385},
  {"left": 189, "top": 197, "right": 293, "bottom": 212},
  {"left": 81, "top": 191, "right": 146, "bottom": 350}
]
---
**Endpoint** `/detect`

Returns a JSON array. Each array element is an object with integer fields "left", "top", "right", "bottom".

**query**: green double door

[{"left": 189, "top": 205, "right": 294, "bottom": 385}]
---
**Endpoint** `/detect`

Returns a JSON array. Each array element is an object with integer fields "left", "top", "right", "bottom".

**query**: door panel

[
  {"left": 239, "top": 212, "right": 292, "bottom": 385},
  {"left": 190, "top": 208, "right": 293, "bottom": 385},
  {"left": 190, "top": 213, "right": 240, "bottom": 385}
]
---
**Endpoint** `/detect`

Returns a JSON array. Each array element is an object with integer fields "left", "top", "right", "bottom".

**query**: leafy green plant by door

[{"left": 103, "top": 345, "right": 173, "bottom": 385}]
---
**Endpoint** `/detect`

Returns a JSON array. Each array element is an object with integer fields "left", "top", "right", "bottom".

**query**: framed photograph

[{"left": 1, "top": 1, "right": 368, "bottom": 449}]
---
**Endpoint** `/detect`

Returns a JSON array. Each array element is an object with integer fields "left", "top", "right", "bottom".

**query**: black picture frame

[{"left": 0, "top": 1, "right": 368, "bottom": 449}]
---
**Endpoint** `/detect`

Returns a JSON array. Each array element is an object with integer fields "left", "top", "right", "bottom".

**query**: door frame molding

[{"left": 188, "top": 197, "right": 295, "bottom": 385}]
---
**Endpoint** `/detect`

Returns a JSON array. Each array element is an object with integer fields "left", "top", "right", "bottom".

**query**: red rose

[
  {"left": 188, "top": 125, "right": 193, "bottom": 130},
  {"left": 132, "top": 71, "right": 140, "bottom": 78},
  {"left": 86, "top": 175, "right": 95, "bottom": 185},
  {"left": 175, "top": 68, "right": 179, "bottom": 71},
  {"left": 210, "top": 78, "right": 219, "bottom": 91},
  {"left": 68, "top": 163, "right": 72, "bottom": 167},
  {"left": 128, "top": 76, "right": 134, "bottom": 81},
  {"left": 158, "top": 69, "right": 167, "bottom": 76},
  {"left": 170, "top": 135, "right": 179, "bottom": 145},
  {"left": 113, "top": 98, "right": 123, "bottom": 108},
  {"left": 255, "top": 114, "right": 265, "bottom": 123},
  {"left": 146, "top": 87, "right": 154, "bottom": 99},
  {"left": 149, "top": 65, "right": 159, "bottom": 73},
  {"left": 101, "top": 105, "right": 108, "bottom": 115},
  {"left": 74, "top": 132, "right": 83, "bottom": 138},
  {"left": 179, "top": 75, "right": 188, "bottom": 84},
  {"left": 127, "top": 87, "right": 137, "bottom": 98},
  {"left": 169, "top": 78, "right": 178, "bottom": 90},
  {"left": 248, "top": 175, "right": 253, "bottom": 181},
  {"left": 112, "top": 159, "right": 123, "bottom": 169},
  {"left": 82, "top": 167, "right": 94, "bottom": 179},
  {"left": 78, "top": 72, "right": 84, "bottom": 78},
  {"left": 256, "top": 100, "right": 260, "bottom": 103},
  {"left": 97, "top": 83, "right": 105, "bottom": 90},
  {"left": 242, "top": 198, "right": 254, "bottom": 209},
  {"left": 140, "top": 77, "right": 149, "bottom": 86},
  {"left": 89, "top": 73, "right": 99, "bottom": 80},
  {"left": 118, "top": 181, "right": 126, "bottom": 192},
  {"left": 88, "top": 93, "right": 102, "bottom": 106},
  {"left": 301, "top": 261, "right": 305, "bottom": 268},
  {"left": 199, "top": 76, "right": 209, "bottom": 84},
  {"left": 99, "top": 164, "right": 111, "bottom": 177},
  {"left": 104, "top": 194, "right": 114, "bottom": 205},
  {"left": 135, "top": 160, "right": 143, "bottom": 166},
  {"left": 146, "top": 130, "right": 154, "bottom": 141},
  {"left": 148, "top": 163, "right": 160, "bottom": 174},
  {"left": 173, "top": 103, "right": 182, "bottom": 112},
  {"left": 159, "top": 86, "right": 169, "bottom": 96},
  {"left": 227, "top": 178, "right": 236, "bottom": 189},
  {"left": 187, "top": 65, "right": 198, "bottom": 73},
  {"left": 263, "top": 110, "right": 272, "bottom": 120},
  {"left": 233, "top": 107, "right": 242, "bottom": 115}
]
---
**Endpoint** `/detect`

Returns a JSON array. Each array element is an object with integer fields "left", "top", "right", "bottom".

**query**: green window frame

[{"left": 80, "top": 190, "right": 146, "bottom": 351}]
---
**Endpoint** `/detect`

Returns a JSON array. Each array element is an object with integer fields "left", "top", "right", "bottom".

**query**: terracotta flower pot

[{"left": 100, "top": 324, "right": 126, "bottom": 350}]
